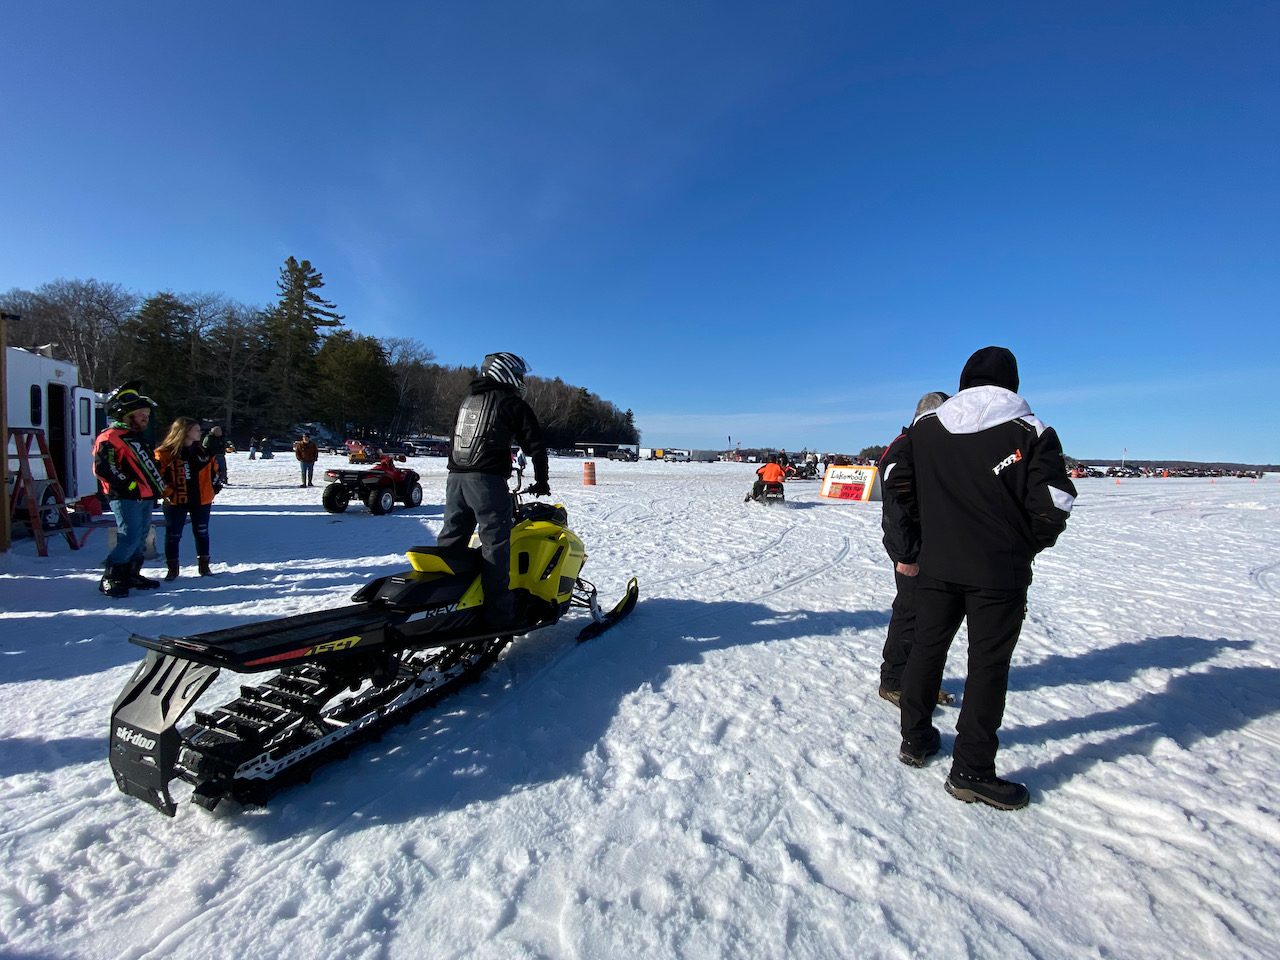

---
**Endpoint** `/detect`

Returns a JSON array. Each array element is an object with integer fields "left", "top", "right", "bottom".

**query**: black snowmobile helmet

[
  {"left": 481, "top": 352, "right": 530, "bottom": 397},
  {"left": 103, "top": 380, "right": 156, "bottom": 422},
  {"left": 959, "top": 347, "right": 1019, "bottom": 393}
]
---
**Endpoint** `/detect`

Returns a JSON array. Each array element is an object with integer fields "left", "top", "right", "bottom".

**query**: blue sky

[{"left": 2, "top": 2, "right": 1276, "bottom": 462}]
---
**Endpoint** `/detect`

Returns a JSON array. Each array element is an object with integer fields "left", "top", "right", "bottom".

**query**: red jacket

[{"left": 93, "top": 425, "right": 164, "bottom": 500}]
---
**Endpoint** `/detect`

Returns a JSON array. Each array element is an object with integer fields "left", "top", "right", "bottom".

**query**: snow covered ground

[{"left": 2, "top": 454, "right": 1279, "bottom": 960}]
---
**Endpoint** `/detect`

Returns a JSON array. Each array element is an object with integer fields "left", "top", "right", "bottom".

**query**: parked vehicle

[
  {"left": 411, "top": 438, "right": 451, "bottom": 457},
  {"left": 346, "top": 440, "right": 382, "bottom": 464},
  {"left": 321, "top": 456, "right": 422, "bottom": 515},
  {"left": 606, "top": 448, "right": 637, "bottom": 461},
  {"left": 5, "top": 346, "right": 98, "bottom": 531}
]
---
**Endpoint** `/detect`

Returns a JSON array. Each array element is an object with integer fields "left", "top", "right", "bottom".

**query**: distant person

[
  {"left": 93, "top": 383, "right": 166, "bottom": 598},
  {"left": 888, "top": 347, "right": 1076, "bottom": 810},
  {"left": 205, "top": 424, "right": 230, "bottom": 484},
  {"left": 248, "top": 437, "right": 258, "bottom": 460},
  {"left": 259, "top": 437, "right": 274, "bottom": 460},
  {"left": 876, "top": 391, "right": 953, "bottom": 708},
  {"left": 439, "top": 353, "right": 550, "bottom": 631},
  {"left": 156, "top": 417, "right": 223, "bottom": 579},
  {"left": 294, "top": 432, "right": 319, "bottom": 487}
]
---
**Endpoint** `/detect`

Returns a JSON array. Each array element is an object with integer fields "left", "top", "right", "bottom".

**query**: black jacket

[
  {"left": 886, "top": 386, "right": 1076, "bottom": 589},
  {"left": 447, "top": 378, "right": 548, "bottom": 483},
  {"left": 878, "top": 428, "right": 918, "bottom": 564}
]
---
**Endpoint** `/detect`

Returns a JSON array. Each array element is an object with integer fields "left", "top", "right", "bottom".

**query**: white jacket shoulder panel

[{"left": 936, "top": 386, "right": 1044, "bottom": 436}]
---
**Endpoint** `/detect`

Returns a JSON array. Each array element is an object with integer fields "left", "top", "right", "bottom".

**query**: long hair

[{"left": 157, "top": 417, "right": 199, "bottom": 460}]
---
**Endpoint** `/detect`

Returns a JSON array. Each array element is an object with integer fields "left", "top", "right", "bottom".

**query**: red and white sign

[{"left": 820, "top": 465, "right": 882, "bottom": 502}]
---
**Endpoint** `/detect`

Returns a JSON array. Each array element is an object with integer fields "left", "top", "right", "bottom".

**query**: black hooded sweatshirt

[
  {"left": 885, "top": 348, "right": 1076, "bottom": 588},
  {"left": 447, "top": 377, "right": 549, "bottom": 484}
]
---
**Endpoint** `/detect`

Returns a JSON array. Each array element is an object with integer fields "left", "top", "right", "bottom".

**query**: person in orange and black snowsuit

[
  {"left": 156, "top": 417, "right": 223, "bottom": 580},
  {"left": 746, "top": 457, "right": 787, "bottom": 502},
  {"left": 294, "top": 432, "right": 319, "bottom": 487},
  {"left": 93, "top": 383, "right": 166, "bottom": 598}
]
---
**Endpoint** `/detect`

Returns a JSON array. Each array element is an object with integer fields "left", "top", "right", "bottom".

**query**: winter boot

[
  {"left": 126, "top": 557, "right": 161, "bottom": 590},
  {"left": 165, "top": 559, "right": 180, "bottom": 581},
  {"left": 898, "top": 727, "right": 941, "bottom": 768},
  {"left": 945, "top": 772, "right": 1030, "bottom": 810},
  {"left": 197, "top": 556, "right": 213, "bottom": 577},
  {"left": 98, "top": 563, "right": 130, "bottom": 599}
]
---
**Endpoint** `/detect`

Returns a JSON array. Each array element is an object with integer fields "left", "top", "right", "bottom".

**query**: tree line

[{"left": 1, "top": 259, "right": 640, "bottom": 450}]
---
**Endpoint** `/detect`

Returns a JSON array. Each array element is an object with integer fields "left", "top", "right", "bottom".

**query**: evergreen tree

[
  {"left": 120, "top": 292, "right": 194, "bottom": 420},
  {"left": 314, "top": 332, "right": 397, "bottom": 437},
  {"left": 264, "top": 257, "right": 344, "bottom": 429}
]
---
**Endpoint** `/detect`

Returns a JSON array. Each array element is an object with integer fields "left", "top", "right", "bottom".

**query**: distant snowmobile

[{"left": 109, "top": 497, "right": 639, "bottom": 816}]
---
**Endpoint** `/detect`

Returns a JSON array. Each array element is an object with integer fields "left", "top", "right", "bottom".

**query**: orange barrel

[{"left": 584, "top": 461, "right": 596, "bottom": 485}]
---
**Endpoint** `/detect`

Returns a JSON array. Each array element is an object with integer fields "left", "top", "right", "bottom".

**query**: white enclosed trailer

[{"left": 5, "top": 347, "right": 99, "bottom": 514}]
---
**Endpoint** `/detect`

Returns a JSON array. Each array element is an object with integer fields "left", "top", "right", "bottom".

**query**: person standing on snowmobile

[
  {"left": 887, "top": 347, "right": 1075, "bottom": 810},
  {"left": 877, "top": 391, "right": 952, "bottom": 708},
  {"left": 439, "top": 353, "right": 549, "bottom": 631},
  {"left": 93, "top": 383, "right": 166, "bottom": 598}
]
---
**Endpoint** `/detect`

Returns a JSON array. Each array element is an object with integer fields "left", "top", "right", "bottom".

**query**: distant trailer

[{"left": 6, "top": 346, "right": 98, "bottom": 502}]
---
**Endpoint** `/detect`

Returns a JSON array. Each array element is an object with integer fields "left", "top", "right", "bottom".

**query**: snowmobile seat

[
  {"left": 405, "top": 545, "right": 484, "bottom": 577},
  {"left": 760, "top": 481, "right": 786, "bottom": 504}
]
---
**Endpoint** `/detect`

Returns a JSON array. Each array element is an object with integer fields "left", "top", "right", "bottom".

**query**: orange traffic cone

[{"left": 583, "top": 461, "right": 596, "bottom": 486}]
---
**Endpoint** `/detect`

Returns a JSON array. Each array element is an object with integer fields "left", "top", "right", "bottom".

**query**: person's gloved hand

[{"left": 526, "top": 480, "right": 551, "bottom": 497}]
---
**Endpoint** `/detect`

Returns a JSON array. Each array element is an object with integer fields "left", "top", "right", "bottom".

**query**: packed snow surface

[{"left": 2, "top": 455, "right": 1279, "bottom": 959}]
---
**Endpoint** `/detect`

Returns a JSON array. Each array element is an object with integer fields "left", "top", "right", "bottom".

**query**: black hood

[
  {"left": 959, "top": 347, "right": 1019, "bottom": 393},
  {"left": 469, "top": 376, "right": 516, "bottom": 395}
]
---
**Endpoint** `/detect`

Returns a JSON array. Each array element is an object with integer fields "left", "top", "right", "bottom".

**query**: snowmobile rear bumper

[{"left": 109, "top": 650, "right": 220, "bottom": 816}]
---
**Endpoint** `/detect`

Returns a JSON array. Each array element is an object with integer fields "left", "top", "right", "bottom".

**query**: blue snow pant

[{"left": 106, "top": 499, "right": 154, "bottom": 566}]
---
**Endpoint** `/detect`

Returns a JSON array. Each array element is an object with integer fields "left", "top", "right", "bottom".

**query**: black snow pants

[
  {"left": 900, "top": 575, "right": 1027, "bottom": 780},
  {"left": 879, "top": 567, "right": 919, "bottom": 690}
]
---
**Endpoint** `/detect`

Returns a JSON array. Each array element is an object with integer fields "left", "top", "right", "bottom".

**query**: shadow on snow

[{"left": 232, "top": 597, "right": 890, "bottom": 838}]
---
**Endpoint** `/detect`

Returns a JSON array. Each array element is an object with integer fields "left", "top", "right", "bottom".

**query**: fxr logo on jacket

[{"left": 992, "top": 449, "right": 1023, "bottom": 475}]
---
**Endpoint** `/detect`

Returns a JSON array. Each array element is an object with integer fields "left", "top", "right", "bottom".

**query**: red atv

[{"left": 321, "top": 456, "right": 423, "bottom": 515}]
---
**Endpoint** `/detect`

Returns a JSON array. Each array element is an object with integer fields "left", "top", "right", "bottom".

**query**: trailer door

[{"left": 72, "top": 387, "right": 97, "bottom": 499}]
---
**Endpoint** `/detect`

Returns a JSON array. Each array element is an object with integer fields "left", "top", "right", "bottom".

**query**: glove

[{"left": 526, "top": 480, "right": 551, "bottom": 497}]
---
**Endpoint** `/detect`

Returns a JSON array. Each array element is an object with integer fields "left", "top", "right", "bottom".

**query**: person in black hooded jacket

[
  {"left": 438, "top": 352, "right": 550, "bottom": 630},
  {"left": 888, "top": 347, "right": 1076, "bottom": 810}
]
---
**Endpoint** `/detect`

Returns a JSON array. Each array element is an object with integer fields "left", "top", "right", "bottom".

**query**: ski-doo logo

[
  {"left": 992, "top": 449, "right": 1023, "bottom": 475},
  {"left": 423, "top": 603, "right": 458, "bottom": 619},
  {"left": 115, "top": 726, "right": 157, "bottom": 752}
]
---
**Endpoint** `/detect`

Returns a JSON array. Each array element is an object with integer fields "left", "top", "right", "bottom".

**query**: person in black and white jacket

[{"left": 886, "top": 346, "right": 1076, "bottom": 810}]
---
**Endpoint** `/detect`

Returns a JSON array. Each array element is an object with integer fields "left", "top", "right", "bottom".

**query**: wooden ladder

[{"left": 7, "top": 428, "right": 80, "bottom": 557}]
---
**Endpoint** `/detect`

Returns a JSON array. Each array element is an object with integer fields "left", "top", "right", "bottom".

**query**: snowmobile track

[{"left": 1250, "top": 560, "right": 1280, "bottom": 600}]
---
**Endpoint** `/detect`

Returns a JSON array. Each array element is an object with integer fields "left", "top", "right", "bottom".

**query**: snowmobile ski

[{"left": 109, "top": 498, "right": 638, "bottom": 816}]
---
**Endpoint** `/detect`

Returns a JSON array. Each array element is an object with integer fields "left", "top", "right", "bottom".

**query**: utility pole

[{"left": 0, "top": 312, "right": 20, "bottom": 553}]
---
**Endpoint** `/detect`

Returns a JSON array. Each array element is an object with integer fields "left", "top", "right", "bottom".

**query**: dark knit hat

[{"left": 959, "top": 347, "right": 1019, "bottom": 392}]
